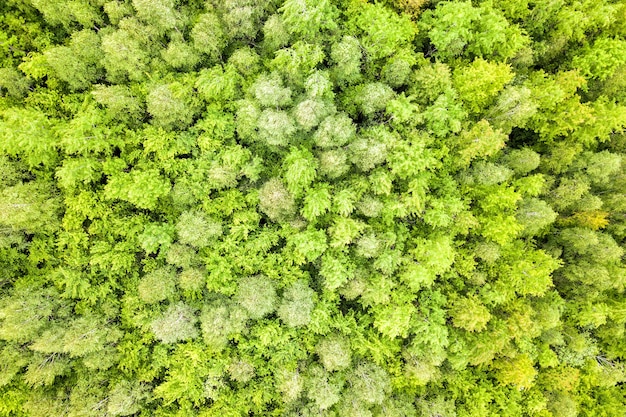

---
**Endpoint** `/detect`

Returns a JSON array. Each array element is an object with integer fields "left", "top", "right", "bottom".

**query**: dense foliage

[{"left": 1, "top": 0, "right": 626, "bottom": 415}]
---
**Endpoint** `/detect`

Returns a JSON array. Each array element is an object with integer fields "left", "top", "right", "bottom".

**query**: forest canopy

[{"left": 1, "top": 0, "right": 626, "bottom": 416}]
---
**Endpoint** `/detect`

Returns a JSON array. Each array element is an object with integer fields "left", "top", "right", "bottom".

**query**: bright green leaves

[
  {"left": 301, "top": 184, "right": 331, "bottom": 221},
  {"left": 0, "top": 181, "right": 61, "bottom": 233},
  {"left": 0, "top": 108, "right": 58, "bottom": 169},
  {"left": 348, "top": 2, "right": 417, "bottom": 61},
  {"left": 132, "top": 0, "right": 177, "bottom": 31},
  {"left": 516, "top": 198, "right": 557, "bottom": 236},
  {"left": 453, "top": 59, "right": 514, "bottom": 114},
  {"left": 147, "top": 81, "right": 199, "bottom": 130},
  {"left": 0, "top": 289, "right": 59, "bottom": 344},
  {"left": 251, "top": 73, "right": 292, "bottom": 108},
  {"left": 454, "top": 120, "right": 507, "bottom": 167},
  {"left": 572, "top": 37, "right": 626, "bottom": 80},
  {"left": 422, "top": 93, "right": 466, "bottom": 137},
  {"left": 191, "top": 13, "right": 226, "bottom": 63},
  {"left": 320, "top": 250, "right": 355, "bottom": 291},
  {"left": 92, "top": 84, "right": 144, "bottom": 123},
  {"left": 286, "top": 229, "right": 328, "bottom": 264},
  {"left": 345, "top": 362, "right": 391, "bottom": 405},
  {"left": 373, "top": 301, "right": 414, "bottom": 339},
  {"left": 351, "top": 82, "right": 396, "bottom": 116},
  {"left": 270, "top": 42, "right": 325, "bottom": 87},
  {"left": 316, "top": 334, "right": 351, "bottom": 371},
  {"left": 410, "top": 235, "right": 456, "bottom": 278},
  {"left": 107, "top": 380, "right": 150, "bottom": 416},
  {"left": 200, "top": 301, "right": 247, "bottom": 351},
  {"left": 104, "top": 168, "right": 170, "bottom": 210},
  {"left": 421, "top": 1, "right": 528, "bottom": 61},
  {"left": 313, "top": 113, "right": 356, "bottom": 148},
  {"left": 101, "top": 19, "right": 155, "bottom": 82},
  {"left": 494, "top": 354, "right": 537, "bottom": 389},
  {"left": 283, "top": 147, "right": 318, "bottom": 196},
  {"left": 55, "top": 157, "right": 102, "bottom": 190},
  {"left": 196, "top": 65, "right": 241, "bottom": 104},
  {"left": 3, "top": 0, "right": 626, "bottom": 415},
  {"left": 153, "top": 342, "right": 216, "bottom": 406},
  {"left": 139, "top": 223, "right": 174, "bottom": 254},
  {"left": 44, "top": 29, "right": 103, "bottom": 91},
  {"left": 449, "top": 296, "right": 491, "bottom": 332},
  {"left": 330, "top": 35, "right": 363, "bottom": 85},
  {"left": 176, "top": 210, "right": 222, "bottom": 248},
  {"left": 256, "top": 109, "right": 297, "bottom": 147},
  {"left": 280, "top": 0, "right": 338, "bottom": 41}
]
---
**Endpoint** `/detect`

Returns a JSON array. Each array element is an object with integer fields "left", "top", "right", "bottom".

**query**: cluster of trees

[{"left": 1, "top": 0, "right": 625, "bottom": 415}]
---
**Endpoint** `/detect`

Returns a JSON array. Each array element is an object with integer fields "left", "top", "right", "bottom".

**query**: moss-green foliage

[{"left": 0, "top": 0, "right": 625, "bottom": 415}]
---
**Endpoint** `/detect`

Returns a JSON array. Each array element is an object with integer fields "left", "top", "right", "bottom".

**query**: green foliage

[
  {"left": 151, "top": 302, "right": 199, "bottom": 344},
  {"left": 147, "top": 81, "right": 199, "bottom": 129},
  {"left": 44, "top": 29, "right": 102, "bottom": 91},
  {"left": 235, "top": 275, "right": 277, "bottom": 319},
  {"left": 453, "top": 59, "right": 514, "bottom": 114},
  {"left": 104, "top": 168, "right": 171, "bottom": 210},
  {"left": 1, "top": 0, "right": 626, "bottom": 415},
  {"left": 420, "top": 1, "right": 529, "bottom": 61},
  {"left": 176, "top": 210, "right": 222, "bottom": 248},
  {"left": 277, "top": 280, "right": 316, "bottom": 327},
  {"left": 191, "top": 13, "right": 226, "bottom": 62},
  {"left": 138, "top": 267, "right": 177, "bottom": 304},
  {"left": 258, "top": 178, "right": 296, "bottom": 222}
]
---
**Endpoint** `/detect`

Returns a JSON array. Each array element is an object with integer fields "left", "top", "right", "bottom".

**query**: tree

[
  {"left": 420, "top": 1, "right": 528, "bottom": 61},
  {"left": 348, "top": 2, "right": 417, "bottom": 62},
  {"left": 277, "top": 280, "right": 316, "bottom": 327},
  {"left": 162, "top": 37, "right": 201, "bottom": 71},
  {"left": 251, "top": 73, "right": 292, "bottom": 108},
  {"left": 494, "top": 354, "right": 537, "bottom": 389},
  {"left": 454, "top": 120, "right": 507, "bottom": 167},
  {"left": 572, "top": 37, "right": 626, "bottom": 80},
  {"left": 256, "top": 109, "right": 297, "bottom": 147},
  {"left": 138, "top": 267, "right": 177, "bottom": 304},
  {"left": 151, "top": 302, "right": 199, "bottom": 344},
  {"left": 316, "top": 334, "right": 351, "bottom": 372},
  {"left": 258, "top": 178, "right": 296, "bottom": 222},
  {"left": 235, "top": 275, "right": 277, "bottom": 319},
  {"left": 91, "top": 84, "right": 144, "bottom": 123},
  {"left": 101, "top": 19, "right": 156, "bottom": 82},
  {"left": 516, "top": 197, "right": 557, "bottom": 236},
  {"left": 305, "top": 365, "right": 342, "bottom": 410},
  {"left": 293, "top": 99, "right": 334, "bottom": 132},
  {"left": 280, "top": 0, "right": 338, "bottom": 42},
  {"left": 453, "top": 59, "right": 514, "bottom": 114},
  {"left": 344, "top": 361, "right": 390, "bottom": 405},
  {"left": 146, "top": 82, "right": 199, "bottom": 129},
  {"left": 449, "top": 296, "right": 492, "bottom": 332},
  {"left": 0, "top": 67, "right": 31, "bottom": 98},
  {"left": 0, "top": 181, "right": 61, "bottom": 233},
  {"left": 107, "top": 380, "right": 150, "bottom": 416},
  {"left": 200, "top": 301, "right": 248, "bottom": 350},
  {"left": 262, "top": 14, "right": 290, "bottom": 52},
  {"left": 502, "top": 148, "right": 541, "bottom": 175},
  {"left": 191, "top": 13, "right": 226, "bottom": 62},
  {"left": 176, "top": 210, "right": 222, "bottom": 248},
  {"left": 132, "top": 0, "right": 178, "bottom": 31},
  {"left": 330, "top": 36, "right": 363, "bottom": 85},
  {"left": 313, "top": 113, "right": 356, "bottom": 149},
  {"left": 104, "top": 169, "right": 171, "bottom": 210}
]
